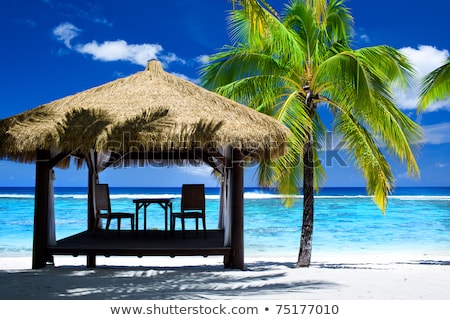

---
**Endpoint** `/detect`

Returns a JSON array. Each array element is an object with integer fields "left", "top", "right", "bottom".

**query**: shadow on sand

[{"left": 0, "top": 261, "right": 339, "bottom": 300}]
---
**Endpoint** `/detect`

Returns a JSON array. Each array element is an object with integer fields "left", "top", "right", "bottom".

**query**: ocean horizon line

[
  {"left": 1, "top": 185, "right": 449, "bottom": 191},
  {"left": 0, "top": 186, "right": 449, "bottom": 200}
]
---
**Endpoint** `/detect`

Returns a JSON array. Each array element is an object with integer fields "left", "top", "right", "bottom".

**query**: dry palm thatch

[{"left": 0, "top": 60, "right": 290, "bottom": 167}]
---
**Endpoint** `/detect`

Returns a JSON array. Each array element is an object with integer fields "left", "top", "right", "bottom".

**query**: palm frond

[
  {"left": 333, "top": 106, "right": 394, "bottom": 213},
  {"left": 355, "top": 46, "right": 415, "bottom": 90},
  {"left": 271, "top": 145, "right": 303, "bottom": 202},
  {"left": 274, "top": 90, "right": 310, "bottom": 138},
  {"left": 283, "top": 0, "right": 318, "bottom": 62},
  {"left": 314, "top": 50, "right": 375, "bottom": 109},
  {"left": 201, "top": 46, "right": 284, "bottom": 90},
  {"left": 312, "top": 112, "right": 327, "bottom": 189},
  {"left": 337, "top": 46, "right": 421, "bottom": 177},
  {"left": 364, "top": 96, "right": 422, "bottom": 177},
  {"left": 317, "top": 46, "right": 421, "bottom": 194},
  {"left": 418, "top": 57, "right": 450, "bottom": 111},
  {"left": 323, "top": 0, "right": 353, "bottom": 43}
]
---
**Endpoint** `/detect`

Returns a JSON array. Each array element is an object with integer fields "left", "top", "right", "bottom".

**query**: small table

[{"left": 133, "top": 198, "right": 174, "bottom": 237}]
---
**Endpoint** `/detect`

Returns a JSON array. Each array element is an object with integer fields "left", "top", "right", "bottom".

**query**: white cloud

[
  {"left": 395, "top": 45, "right": 450, "bottom": 112},
  {"left": 355, "top": 28, "right": 370, "bottom": 44},
  {"left": 195, "top": 55, "right": 210, "bottom": 65},
  {"left": 179, "top": 165, "right": 214, "bottom": 178},
  {"left": 160, "top": 52, "right": 186, "bottom": 66},
  {"left": 359, "top": 34, "right": 370, "bottom": 43},
  {"left": 435, "top": 162, "right": 449, "bottom": 169},
  {"left": 52, "top": 22, "right": 81, "bottom": 49},
  {"left": 401, "top": 45, "right": 449, "bottom": 77},
  {"left": 53, "top": 22, "right": 185, "bottom": 68},
  {"left": 422, "top": 122, "right": 450, "bottom": 144},
  {"left": 76, "top": 40, "right": 164, "bottom": 66}
]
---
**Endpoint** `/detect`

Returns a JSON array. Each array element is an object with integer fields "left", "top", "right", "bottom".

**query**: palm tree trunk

[
  {"left": 297, "top": 132, "right": 314, "bottom": 267},
  {"left": 297, "top": 89, "right": 315, "bottom": 268}
]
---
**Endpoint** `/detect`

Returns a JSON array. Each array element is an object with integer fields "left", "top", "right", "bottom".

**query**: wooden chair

[
  {"left": 93, "top": 184, "right": 134, "bottom": 236},
  {"left": 171, "top": 184, "right": 206, "bottom": 238}
]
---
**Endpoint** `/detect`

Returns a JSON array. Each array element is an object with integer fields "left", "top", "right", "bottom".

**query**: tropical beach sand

[{"left": 0, "top": 251, "right": 449, "bottom": 300}]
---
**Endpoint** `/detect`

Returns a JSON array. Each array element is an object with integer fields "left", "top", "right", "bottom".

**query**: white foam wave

[
  {"left": 316, "top": 195, "right": 371, "bottom": 199},
  {"left": 108, "top": 193, "right": 181, "bottom": 200},
  {"left": 0, "top": 194, "right": 35, "bottom": 199},
  {"left": 56, "top": 194, "right": 87, "bottom": 199},
  {"left": 243, "top": 194, "right": 450, "bottom": 200},
  {"left": 390, "top": 195, "right": 450, "bottom": 201},
  {"left": 244, "top": 193, "right": 371, "bottom": 199},
  {"left": 1, "top": 193, "right": 449, "bottom": 201},
  {"left": 243, "top": 192, "right": 291, "bottom": 199}
]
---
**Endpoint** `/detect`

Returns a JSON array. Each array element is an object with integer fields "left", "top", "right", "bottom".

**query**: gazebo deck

[{"left": 49, "top": 229, "right": 231, "bottom": 266}]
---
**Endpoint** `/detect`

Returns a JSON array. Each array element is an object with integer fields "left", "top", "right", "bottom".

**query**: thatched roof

[{"left": 0, "top": 60, "right": 290, "bottom": 167}]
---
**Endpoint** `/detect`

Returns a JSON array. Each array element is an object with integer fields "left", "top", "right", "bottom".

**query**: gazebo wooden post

[
  {"left": 85, "top": 152, "right": 96, "bottom": 268},
  {"left": 229, "top": 148, "right": 244, "bottom": 270},
  {"left": 32, "top": 149, "right": 51, "bottom": 269},
  {"left": 86, "top": 153, "right": 96, "bottom": 231}
]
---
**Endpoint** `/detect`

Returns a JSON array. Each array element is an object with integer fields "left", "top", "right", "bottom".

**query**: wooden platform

[{"left": 48, "top": 229, "right": 231, "bottom": 267}]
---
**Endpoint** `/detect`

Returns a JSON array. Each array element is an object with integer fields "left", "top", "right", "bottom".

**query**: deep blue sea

[{"left": 0, "top": 187, "right": 449, "bottom": 258}]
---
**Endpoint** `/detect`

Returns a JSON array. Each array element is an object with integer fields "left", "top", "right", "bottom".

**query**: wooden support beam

[
  {"left": 229, "top": 148, "right": 244, "bottom": 270},
  {"left": 85, "top": 152, "right": 97, "bottom": 268},
  {"left": 85, "top": 152, "right": 96, "bottom": 231},
  {"left": 32, "top": 149, "right": 51, "bottom": 269},
  {"left": 48, "top": 152, "right": 69, "bottom": 168}
]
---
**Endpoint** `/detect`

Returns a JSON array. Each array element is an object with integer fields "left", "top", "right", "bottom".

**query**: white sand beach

[{"left": 0, "top": 251, "right": 449, "bottom": 300}]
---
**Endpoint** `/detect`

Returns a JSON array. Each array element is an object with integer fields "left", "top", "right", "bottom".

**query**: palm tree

[
  {"left": 202, "top": 0, "right": 422, "bottom": 267},
  {"left": 418, "top": 57, "right": 450, "bottom": 111}
]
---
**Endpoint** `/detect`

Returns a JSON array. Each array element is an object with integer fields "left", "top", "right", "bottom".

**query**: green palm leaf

[{"left": 418, "top": 57, "right": 450, "bottom": 111}]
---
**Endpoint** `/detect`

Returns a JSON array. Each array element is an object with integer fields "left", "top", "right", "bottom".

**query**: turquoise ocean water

[{"left": 0, "top": 187, "right": 449, "bottom": 258}]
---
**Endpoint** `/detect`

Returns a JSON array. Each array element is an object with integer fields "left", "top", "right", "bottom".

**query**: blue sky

[{"left": 0, "top": 0, "right": 449, "bottom": 188}]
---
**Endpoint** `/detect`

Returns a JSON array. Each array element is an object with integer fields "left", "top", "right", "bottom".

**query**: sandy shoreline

[{"left": 0, "top": 252, "right": 449, "bottom": 300}]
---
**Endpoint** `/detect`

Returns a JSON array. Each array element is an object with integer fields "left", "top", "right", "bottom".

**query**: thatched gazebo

[{"left": 0, "top": 60, "right": 290, "bottom": 270}]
